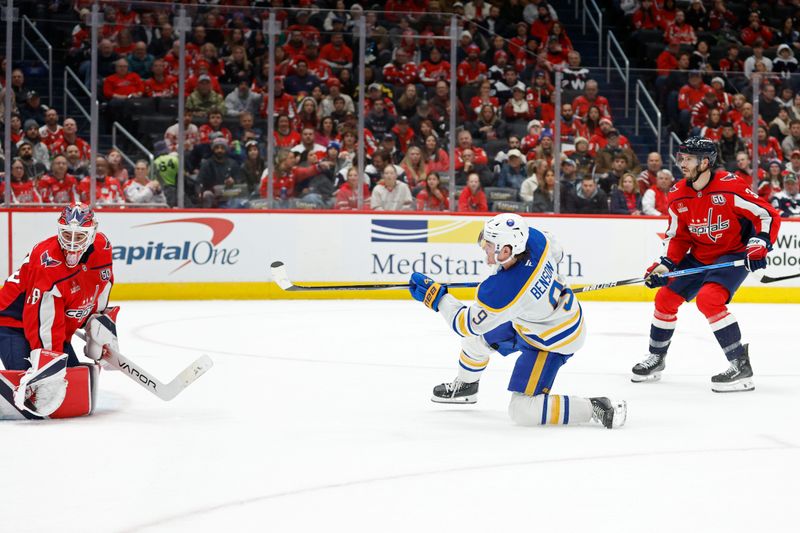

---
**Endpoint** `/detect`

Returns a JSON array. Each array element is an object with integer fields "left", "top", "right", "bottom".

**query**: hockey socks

[
  {"left": 508, "top": 393, "right": 593, "bottom": 426},
  {"left": 696, "top": 283, "right": 745, "bottom": 361},
  {"left": 648, "top": 287, "right": 684, "bottom": 356}
]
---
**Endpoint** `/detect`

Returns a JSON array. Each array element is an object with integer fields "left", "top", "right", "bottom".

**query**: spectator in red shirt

[
  {"left": 748, "top": 125, "right": 784, "bottom": 162},
  {"left": 741, "top": 13, "right": 773, "bottom": 47},
  {"left": 419, "top": 47, "right": 451, "bottom": 87},
  {"left": 454, "top": 130, "right": 489, "bottom": 171},
  {"left": 677, "top": 70, "right": 709, "bottom": 135},
  {"left": 78, "top": 156, "right": 124, "bottom": 204},
  {"left": 735, "top": 102, "right": 767, "bottom": 140},
  {"left": 572, "top": 79, "right": 612, "bottom": 120},
  {"left": 664, "top": 9, "right": 696, "bottom": 46},
  {"left": 143, "top": 58, "right": 177, "bottom": 98},
  {"left": 383, "top": 48, "right": 419, "bottom": 88},
  {"left": 416, "top": 171, "right": 450, "bottom": 211},
  {"left": 38, "top": 108, "right": 63, "bottom": 149},
  {"left": 334, "top": 166, "right": 370, "bottom": 210},
  {"left": 700, "top": 108, "right": 724, "bottom": 141},
  {"left": 632, "top": 0, "right": 663, "bottom": 30},
  {"left": 50, "top": 118, "right": 91, "bottom": 161},
  {"left": 199, "top": 108, "right": 233, "bottom": 146},
  {"left": 274, "top": 114, "right": 302, "bottom": 149},
  {"left": 656, "top": 42, "right": 681, "bottom": 78},
  {"left": 529, "top": 4, "right": 555, "bottom": 45},
  {"left": 637, "top": 152, "right": 663, "bottom": 195},
  {"left": 458, "top": 172, "right": 488, "bottom": 212},
  {"left": 456, "top": 45, "right": 488, "bottom": 87},
  {"left": 690, "top": 90, "right": 723, "bottom": 131},
  {"left": 103, "top": 58, "right": 144, "bottom": 132},
  {"left": 319, "top": 32, "right": 353, "bottom": 73},
  {"left": 37, "top": 154, "right": 78, "bottom": 204}
]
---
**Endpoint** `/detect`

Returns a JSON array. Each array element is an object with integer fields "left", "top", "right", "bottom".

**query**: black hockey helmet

[{"left": 677, "top": 136, "right": 717, "bottom": 167}]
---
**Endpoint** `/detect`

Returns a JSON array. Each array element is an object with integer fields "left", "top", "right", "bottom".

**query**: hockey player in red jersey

[
  {"left": 632, "top": 137, "right": 781, "bottom": 392},
  {"left": 0, "top": 203, "right": 119, "bottom": 419}
]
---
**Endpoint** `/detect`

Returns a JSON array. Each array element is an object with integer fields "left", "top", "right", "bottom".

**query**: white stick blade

[
  {"left": 270, "top": 261, "right": 294, "bottom": 291},
  {"left": 160, "top": 355, "right": 214, "bottom": 401}
]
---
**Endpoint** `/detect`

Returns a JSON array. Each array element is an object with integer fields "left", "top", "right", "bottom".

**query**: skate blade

[
  {"left": 610, "top": 400, "right": 627, "bottom": 429},
  {"left": 711, "top": 379, "right": 755, "bottom": 393},
  {"left": 431, "top": 395, "right": 477, "bottom": 404},
  {"left": 631, "top": 372, "right": 661, "bottom": 383}
]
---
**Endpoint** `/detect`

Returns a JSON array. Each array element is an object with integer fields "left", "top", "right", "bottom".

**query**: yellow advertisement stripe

[
  {"left": 524, "top": 351, "right": 548, "bottom": 395},
  {"left": 427, "top": 220, "right": 485, "bottom": 243},
  {"left": 549, "top": 395, "right": 561, "bottom": 425}
]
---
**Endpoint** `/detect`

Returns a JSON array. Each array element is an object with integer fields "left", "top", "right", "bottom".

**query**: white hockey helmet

[{"left": 480, "top": 213, "right": 529, "bottom": 263}]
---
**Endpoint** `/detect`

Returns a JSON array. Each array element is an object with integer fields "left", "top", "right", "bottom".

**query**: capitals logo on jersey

[
  {"left": 688, "top": 208, "right": 731, "bottom": 242},
  {"left": 40, "top": 250, "right": 62, "bottom": 268}
]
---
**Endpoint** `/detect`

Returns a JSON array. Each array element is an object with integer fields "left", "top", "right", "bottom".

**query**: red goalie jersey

[
  {"left": 664, "top": 170, "right": 781, "bottom": 265},
  {"left": 0, "top": 233, "right": 114, "bottom": 352}
]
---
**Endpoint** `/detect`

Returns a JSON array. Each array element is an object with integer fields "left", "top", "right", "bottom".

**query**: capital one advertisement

[{"left": 5, "top": 210, "right": 800, "bottom": 290}]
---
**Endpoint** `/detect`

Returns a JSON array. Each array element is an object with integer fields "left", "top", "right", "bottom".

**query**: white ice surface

[{"left": 1, "top": 300, "right": 798, "bottom": 533}]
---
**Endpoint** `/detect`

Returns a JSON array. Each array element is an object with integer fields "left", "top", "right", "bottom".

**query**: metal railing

[
  {"left": 112, "top": 121, "right": 155, "bottom": 180},
  {"left": 583, "top": 0, "right": 603, "bottom": 66},
  {"left": 635, "top": 80, "right": 662, "bottom": 153},
  {"left": 668, "top": 131, "right": 682, "bottom": 168},
  {"left": 20, "top": 15, "right": 53, "bottom": 106},
  {"left": 63, "top": 67, "right": 93, "bottom": 123},
  {"left": 606, "top": 31, "right": 630, "bottom": 118}
]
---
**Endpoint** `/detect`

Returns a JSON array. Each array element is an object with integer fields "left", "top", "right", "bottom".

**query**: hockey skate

[
  {"left": 631, "top": 353, "right": 666, "bottom": 383},
  {"left": 431, "top": 379, "right": 479, "bottom": 404},
  {"left": 590, "top": 397, "right": 627, "bottom": 429},
  {"left": 711, "top": 345, "right": 754, "bottom": 393}
]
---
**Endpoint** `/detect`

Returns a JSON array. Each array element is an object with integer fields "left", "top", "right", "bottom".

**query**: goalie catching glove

[
  {"left": 409, "top": 273, "right": 447, "bottom": 312},
  {"left": 83, "top": 306, "right": 120, "bottom": 361},
  {"left": 14, "top": 349, "right": 69, "bottom": 417}
]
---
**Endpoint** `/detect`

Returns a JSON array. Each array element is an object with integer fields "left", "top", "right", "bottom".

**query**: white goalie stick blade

[
  {"left": 75, "top": 331, "right": 213, "bottom": 401},
  {"left": 270, "top": 261, "right": 295, "bottom": 291}
]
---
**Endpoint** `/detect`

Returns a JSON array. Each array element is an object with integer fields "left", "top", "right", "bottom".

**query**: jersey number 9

[{"left": 548, "top": 280, "right": 574, "bottom": 311}]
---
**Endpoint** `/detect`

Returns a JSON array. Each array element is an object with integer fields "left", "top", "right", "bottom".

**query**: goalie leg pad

[{"left": 0, "top": 364, "right": 99, "bottom": 420}]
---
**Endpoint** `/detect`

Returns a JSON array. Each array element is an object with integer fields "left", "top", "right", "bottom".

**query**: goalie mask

[
  {"left": 479, "top": 213, "right": 528, "bottom": 267},
  {"left": 57, "top": 203, "right": 97, "bottom": 268}
]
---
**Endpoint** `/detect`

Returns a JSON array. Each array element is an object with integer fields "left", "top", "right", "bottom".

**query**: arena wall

[{"left": 4, "top": 209, "right": 799, "bottom": 303}]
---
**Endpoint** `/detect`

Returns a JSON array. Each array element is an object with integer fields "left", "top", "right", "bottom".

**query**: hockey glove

[
  {"left": 745, "top": 234, "right": 770, "bottom": 272},
  {"left": 409, "top": 272, "right": 448, "bottom": 312},
  {"left": 83, "top": 306, "right": 120, "bottom": 361},
  {"left": 644, "top": 258, "right": 676, "bottom": 288},
  {"left": 14, "top": 349, "right": 68, "bottom": 417}
]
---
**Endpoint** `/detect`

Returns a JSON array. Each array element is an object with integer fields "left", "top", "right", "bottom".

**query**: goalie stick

[
  {"left": 74, "top": 331, "right": 213, "bottom": 401},
  {"left": 272, "top": 259, "right": 746, "bottom": 294}
]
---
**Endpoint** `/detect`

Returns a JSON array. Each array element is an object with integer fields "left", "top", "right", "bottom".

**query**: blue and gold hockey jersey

[{"left": 437, "top": 228, "right": 585, "bottom": 355}]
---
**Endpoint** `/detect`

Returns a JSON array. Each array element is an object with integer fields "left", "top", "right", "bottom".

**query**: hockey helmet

[
  {"left": 57, "top": 202, "right": 97, "bottom": 268},
  {"left": 479, "top": 213, "right": 529, "bottom": 263},
  {"left": 677, "top": 136, "right": 717, "bottom": 167}
]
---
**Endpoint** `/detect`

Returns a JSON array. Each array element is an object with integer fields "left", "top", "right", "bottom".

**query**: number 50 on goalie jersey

[{"left": 437, "top": 228, "right": 585, "bottom": 355}]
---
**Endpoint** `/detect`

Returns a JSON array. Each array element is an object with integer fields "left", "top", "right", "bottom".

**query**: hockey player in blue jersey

[{"left": 409, "top": 213, "right": 627, "bottom": 428}]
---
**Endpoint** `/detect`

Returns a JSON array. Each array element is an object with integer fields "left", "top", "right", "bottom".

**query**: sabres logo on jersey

[
  {"left": 40, "top": 250, "right": 62, "bottom": 268},
  {"left": 688, "top": 208, "right": 731, "bottom": 242}
]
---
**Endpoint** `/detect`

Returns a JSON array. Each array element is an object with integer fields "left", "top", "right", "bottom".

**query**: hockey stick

[
  {"left": 760, "top": 272, "right": 800, "bottom": 283},
  {"left": 74, "top": 331, "right": 213, "bottom": 401},
  {"left": 270, "top": 261, "right": 479, "bottom": 291},
  {"left": 272, "top": 260, "right": 747, "bottom": 294}
]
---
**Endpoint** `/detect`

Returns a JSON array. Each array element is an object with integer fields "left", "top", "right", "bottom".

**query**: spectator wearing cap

[
  {"left": 493, "top": 67, "right": 526, "bottom": 105},
  {"left": 320, "top": 32, "right": 353, "bottom": 73},
  {"left": 772, "top": 173, "right": 800, "bottom": 217},
  {"left": 570, "top": 137, "right": 594, "bottom": 177},
  {"left": 198, "top": 137, "right": 243, "bottom": 208},
  {"left": 379, "top": 133, "right": 404, "bottom": 164},
  {"left": 708, "top": 76, "right": 732, "bottom": 108},
  {"left": 224, "top": 77, "right": 262, "bottom": 118},
  {"left": 17, "top": 119, "right": 50, "bottom": 170},
  {"left": 302, "top": 43, "right": 333, "bottom": 83},
  {"left": 365, "top": 99, "right": 396, "bottom": 140},
  {"left": 363, "top": 83, "right": 398, "bottom": 116},
  {"left": 520, "top": 119, "right": 544, "bottom": 154},
  {"left": 597, "top": 152, "right": 631, "bottom": 194},
  {"left": 525, "top": 70, "right": 554, "bottom": 111},
  {"left": 786, "top": 150, "right": 800, "bottom": 175},
  {"left": 285, "top": 60, "right": 321, "bottom": 97},
  {"left": 143, "top": 59, "right": 178, "bottom": 98},
  {"left": 125, "top": 159, "right": 167, "bottom": 205},
  {"left": 636, "top": 152, "right": 663, "bottom": 196},
  {"left": 716, "top": 122, "right": 746, "bottom": 171},
  {"left": 572, "top": 80, "right": 611, "bottom": 121},
  {"left": 610, "top": 172, "right": 643, "bottom": 215},
  {"left": 258, "top": 78, "right": 297, "bottom": 121},
  {"left": 19, "top": 91, "right": 48, "bottom": 127},
  {"left": 588, "top": 118, "right": 630, "bottom": 156},
  {"left": 565, "top": 175, "right": 608, "bottom": 214},
  {"left": 497, "top": 149, "right": 527, "bottom": 190},
  {"left": 320, "top": 78, "right": 355, "bottom": 117},
  {"left": 559, "top": 157, "right": 580, "bottom": 196},
  {"left": 456, "top": 44, "right": 488, "bottom": 87},
  {"left": 419, "top": 47, "right": 451, "bottom": 87},
  {"left": 504, "top": 86, "right": 534, "bottom": 124},
  {"left": 187, "top": 75, "right": 226, "bottom": 118},
  {"left": 391, "top": 116, "right": 416, "bottom": 155},
  {"left": 664, "top": 10, "right": 696, "bottom": 46}
]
